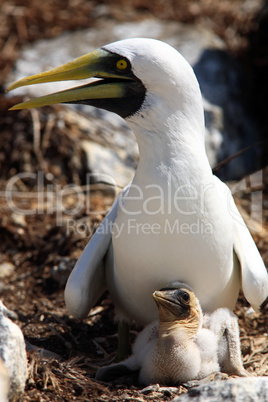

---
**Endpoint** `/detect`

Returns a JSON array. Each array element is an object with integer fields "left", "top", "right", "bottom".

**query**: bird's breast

[{"left": 107, "top": 179, "right": 236, "bottom": 324}]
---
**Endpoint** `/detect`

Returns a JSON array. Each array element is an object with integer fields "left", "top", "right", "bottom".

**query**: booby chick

[
  {"left": 6, "top": 38, "right": 268, "bottom": 327},
  {"left": 96, "top": 282, "right": 248, "bottom": 385}
]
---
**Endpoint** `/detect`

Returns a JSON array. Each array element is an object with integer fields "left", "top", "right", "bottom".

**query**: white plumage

[
  {"left": 6, "top": 38, "right": 268, "bottom": 325},
  {"left": 96, "top": 283, "right": 248, "bottom": 385},
  {"left": 64, "top": 39, "right": 268, "bottom": 323}
]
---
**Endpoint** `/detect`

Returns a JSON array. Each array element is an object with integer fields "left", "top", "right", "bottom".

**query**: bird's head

[
  {"left": 6, "top": 38, "right": 203, "bottom": 129},
  {"left": 153, "top": 282, "right": 203, "bottom": 337}
]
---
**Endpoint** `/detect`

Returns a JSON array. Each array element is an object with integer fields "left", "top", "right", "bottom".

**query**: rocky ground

[{"left": 0, "top": 1, "right": 268, "bottom": 401}]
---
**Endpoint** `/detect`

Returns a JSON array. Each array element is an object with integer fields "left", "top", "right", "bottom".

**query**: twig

[
  {"left": 42, "top": 115, "right": 56, "bottom": 152},
  {"left": 212, "top": 141, "right": 263, "bottom": 174},
  {"left": 30, "top": 108, "right": 44, "bottom": 167}
]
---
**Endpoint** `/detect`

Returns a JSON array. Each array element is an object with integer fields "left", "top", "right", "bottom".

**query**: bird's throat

[{"left": 159, "top": 312, "right": 201, "bottom": 341}]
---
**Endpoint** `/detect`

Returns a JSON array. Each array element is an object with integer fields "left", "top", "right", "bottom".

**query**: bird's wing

[
  {"left": 222, "top": 181, "right": 268, "bottom": 311},
  {"left": 64, "top": 184, "right": 130, "bottom": 319},
  {"left": 204, "top": 309, "right": 247, "bottom": 376}
]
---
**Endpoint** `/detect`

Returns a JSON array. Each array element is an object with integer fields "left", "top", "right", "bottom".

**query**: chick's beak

[
  {"left": 153, "top": 290, "right": 176, "bottom": 309},
  {"left": 153, "top": 289, "right": 190, "bottom": 321},
  {"left": 6, "top": 49, "right": 132, "bottom": 110}
]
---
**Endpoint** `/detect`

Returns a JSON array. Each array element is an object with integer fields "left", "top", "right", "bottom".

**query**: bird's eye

[
  {"left": 181, "top": 291, "right": 190, "bottom": 303},
  {"left": 116, "top": 59, "right": 128, "bottom": 70}
]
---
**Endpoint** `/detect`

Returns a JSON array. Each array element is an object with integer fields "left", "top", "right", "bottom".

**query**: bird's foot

[
  {"left": 96, "top": 363, "right": 132, "bottom": 382},
  {"left": 96, "top": 362, "right": 139, "bottom": 385}
]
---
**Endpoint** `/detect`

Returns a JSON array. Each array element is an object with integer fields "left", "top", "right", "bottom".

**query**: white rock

[
  {"left": 0, "top": 262, "right": 15, "bottom": 279},
  {"left": 173, "top": 377, "right": 268, "bottom": 402},
  {"left": 0, "top": 301, "right": 27, "bottom": 401},
  {"left": 0, "top": 358, "right": 9, "bottom": 402},
  {"left": 81, "top": 140, "right": 135, "bottom": 187}
]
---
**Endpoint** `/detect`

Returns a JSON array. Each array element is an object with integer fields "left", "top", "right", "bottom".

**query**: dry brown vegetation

[{"left": 0, "top": 1, "right": 267, "bottom": 400}]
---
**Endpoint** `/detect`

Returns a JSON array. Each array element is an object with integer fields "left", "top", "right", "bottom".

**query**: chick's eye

[
  {"left": 116, "top": 59, "right": 128, "bottom": 70},
  {"left": 181, "top": 292, "right": 190, "bottom": 302}
]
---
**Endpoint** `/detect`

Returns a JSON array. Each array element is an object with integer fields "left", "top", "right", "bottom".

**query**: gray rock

[
  {"left": 173, "top": 377, "right": 268, "bottom": 402},
  {"left": 6, "top": 19, "right": 262, "bottom": 181},
  {"left": 81, "top": 140, "right": 135, "bottom": 186},
  {"left": 0, "top": 301, "right": 27, "bottom": 401},
  {"left": 7, "top": 19, "right": 225, "bottom": 95}
]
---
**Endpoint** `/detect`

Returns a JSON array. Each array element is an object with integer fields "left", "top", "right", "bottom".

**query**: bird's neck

[
  {"left": 128, "top": 108, "right": 211, "bottom": 180},
  {"left": 158, "top": 304, "right": 203, "bottom": 348},
  {"left": 158, "top": 315, "right": 200, "bottom": 342}
]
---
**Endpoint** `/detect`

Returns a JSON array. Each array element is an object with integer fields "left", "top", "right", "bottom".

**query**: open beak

[{"left": 6, "top": 48, "right": 144, "bottom": 117}]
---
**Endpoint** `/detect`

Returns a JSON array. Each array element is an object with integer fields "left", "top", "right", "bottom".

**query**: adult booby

[
  {"left": 96, "top": 282, "right": 247, "bottom": 385},
  {"left": 7, "top": 39, "right": 268, "bottom": 327}
]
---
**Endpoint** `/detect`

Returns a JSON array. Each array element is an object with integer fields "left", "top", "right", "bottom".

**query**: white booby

[
  {"left": 6, "top": 38, "right": 268, "bottom": 327},
  {"left": 96, "top": 282, "right": 248, "bottom": 385}
]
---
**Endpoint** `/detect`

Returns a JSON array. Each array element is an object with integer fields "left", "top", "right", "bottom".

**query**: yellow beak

[{"left": 6, "top": 49, "right": 133, "bottom": 111}]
